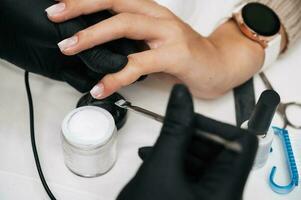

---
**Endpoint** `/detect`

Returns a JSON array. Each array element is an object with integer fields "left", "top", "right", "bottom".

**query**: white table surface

[{"left": 1, "top": 0, "right": 301, "bottom": 199}]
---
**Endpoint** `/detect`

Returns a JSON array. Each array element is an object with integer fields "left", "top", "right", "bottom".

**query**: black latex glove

[
  {"left": 117, "top": 84, "right": 258, "bottom": 200},
  {"left": 0, "top": 0, "right": 140, "bottom": 92}
]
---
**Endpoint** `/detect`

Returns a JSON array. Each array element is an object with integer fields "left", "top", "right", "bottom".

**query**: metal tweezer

[{"left": 115, "top": 100, "right": 242, "bottom": 153}]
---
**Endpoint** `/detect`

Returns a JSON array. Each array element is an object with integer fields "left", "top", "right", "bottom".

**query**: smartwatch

[{"left": 233, "top": 2, "right": 282, "bottom": 71}]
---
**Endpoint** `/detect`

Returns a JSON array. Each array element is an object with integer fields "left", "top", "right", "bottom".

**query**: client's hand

[
  {"left": 0, "top": 0, "right": 140, "bottom": 92},
  {"left": 46, "top": 0, "right": 271, "bottom": 99},
  {"left": 117, "top": 84, "right": 258, "bottom": 200}
]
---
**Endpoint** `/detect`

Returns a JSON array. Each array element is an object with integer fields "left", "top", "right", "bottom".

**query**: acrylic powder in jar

[{"left": 61, "top": 106, "right": 117, "bottom": 177}]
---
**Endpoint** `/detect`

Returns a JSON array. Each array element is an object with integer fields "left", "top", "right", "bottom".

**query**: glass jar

[{"left": 61, "top": 106, "right": 117, "bottom": 177}]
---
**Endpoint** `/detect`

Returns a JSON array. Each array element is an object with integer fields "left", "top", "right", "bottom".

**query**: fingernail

[
  {"left": 45, "top": 3, "right": 66, "bottom": 17},
  {"left": 90, "top": 84, "right": 104, "bottom": 99},
  {"left": 57, "top": 36, "right": 78, "bottom": 51}
]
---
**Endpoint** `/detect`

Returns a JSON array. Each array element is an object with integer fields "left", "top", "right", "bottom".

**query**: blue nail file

[{"left": 269, "top": 127, "right": 299, "bottom": 194}]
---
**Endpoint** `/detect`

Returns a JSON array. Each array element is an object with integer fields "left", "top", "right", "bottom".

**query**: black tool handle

[{"left": 248, "top": 90, "right": 280, "bottom": 135}]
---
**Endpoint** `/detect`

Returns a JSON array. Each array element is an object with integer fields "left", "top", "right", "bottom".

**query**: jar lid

[
  {"left": 62, "top": 106, "right": 116, "bottom": 148},
  {"left": 76, "top": 93, "right": 127, "bottom": 130}
]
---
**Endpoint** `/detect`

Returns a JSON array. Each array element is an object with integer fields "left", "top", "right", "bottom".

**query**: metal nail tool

[{"left": 115, "top": 100, "right": 242, "bottom": 153}]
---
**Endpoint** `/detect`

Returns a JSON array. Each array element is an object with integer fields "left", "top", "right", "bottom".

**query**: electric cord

[{"left": 25, "top": 71, "right": 57, "bottom": 200}]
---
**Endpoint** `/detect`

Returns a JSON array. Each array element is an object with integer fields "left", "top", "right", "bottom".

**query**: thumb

[
  {"left": 60, "top": 67, "right": 100, "bottom": 93},
  {"left": 79, "top": 47, "right": 128, "bottom": 74},
  {"left": 145, "top": 84, "right": 194, "bottom": 171}
]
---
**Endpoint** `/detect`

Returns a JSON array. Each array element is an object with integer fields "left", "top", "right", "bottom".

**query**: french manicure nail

[
  {"left": 57, "top": 36, "right": 78, "bottom": 51},
  {"left": 90, "top": 84, "right": 104, "bottom": 99},
  {"left": 45, "top": 3, "right": 66, "bottom": 17}
]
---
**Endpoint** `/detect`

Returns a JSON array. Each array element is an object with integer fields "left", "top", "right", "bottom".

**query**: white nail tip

[
  {"left": 45, "top": 3, "right": 66, "bottom": 16},
  {"left": 90, "top": 84, "right": 104, "bottom": 98},
  {"left": 57, "top": 36, "right": 78, "bottom": 51}
]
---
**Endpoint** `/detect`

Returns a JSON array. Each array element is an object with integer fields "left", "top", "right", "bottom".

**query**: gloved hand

[
  {"left": 0, "top": 0, "right": 141, "bottom": 92},
  {"left": 117, "top": 84, "right": 258, "bottom": 200}
]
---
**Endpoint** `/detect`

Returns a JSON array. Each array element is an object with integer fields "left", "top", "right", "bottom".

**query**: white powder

[{"left": 65, "top": 107, "right": 112, "bottom": 146}]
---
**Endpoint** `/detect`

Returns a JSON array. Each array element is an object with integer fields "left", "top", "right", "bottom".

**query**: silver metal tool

[
  {"left": 259, "top": 73, "right": 301, "bottom": 129},
  {"left": 115, "top": 100, "right": 242, "bottom": 153}
]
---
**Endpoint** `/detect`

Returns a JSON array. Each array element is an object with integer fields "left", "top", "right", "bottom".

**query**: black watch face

[{"left": 242, "top": 2, "right": 281, "bottom": 36}]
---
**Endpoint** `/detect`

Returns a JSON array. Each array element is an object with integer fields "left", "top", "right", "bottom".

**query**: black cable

[{"left": 25, "top": 71, "right": 57, "bottom": 200}]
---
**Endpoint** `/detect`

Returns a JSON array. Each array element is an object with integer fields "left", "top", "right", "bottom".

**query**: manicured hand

[{"left": 47, "top": 0, "right": 268, "bottom": 99}]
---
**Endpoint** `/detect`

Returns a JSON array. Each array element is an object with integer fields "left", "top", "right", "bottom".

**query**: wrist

[
  {"left": 207, "top": 19, "right": 264, "bottom": 91},
  {"left": 209, "top": 18, "right": 288, "bottom": 70}
]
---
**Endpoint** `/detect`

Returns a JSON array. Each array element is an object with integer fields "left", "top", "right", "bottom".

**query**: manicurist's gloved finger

[
  {"left": 142, "top": 84, "right": 194, "bottom": 171},
  {"left": 79, "top": 48, "right": 128, "bottom": 74},
  {"left": 46, "top": 0, "right": 175, "bottom": 23},
  {"left": 61, "top": 67, "right": 101, "bottom": 92},
  {"left": 105, "top": 38, "right": 144, "bottom": 56},
  {"left": 138, "top": 146, "right": 152, "bottom": 160}
]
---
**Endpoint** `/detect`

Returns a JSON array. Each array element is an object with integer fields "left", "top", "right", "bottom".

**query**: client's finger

[
  {"left": 57, "top": 13, "right": 168, "bottom": 55},
  {"left": 90, "top": 49, "right": 165, "bottom": 99},
  {"left": 46, "top": 0, "right": 175, "bottom": 23}
]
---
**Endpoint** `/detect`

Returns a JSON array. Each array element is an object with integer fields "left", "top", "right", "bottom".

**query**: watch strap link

[{"left": 261, "top": 34, "right": 281, "bottom": 71}]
